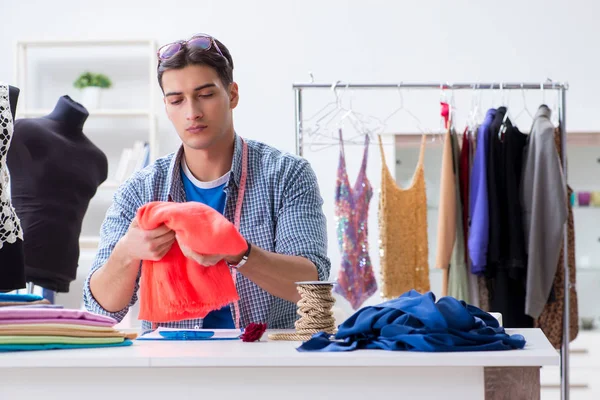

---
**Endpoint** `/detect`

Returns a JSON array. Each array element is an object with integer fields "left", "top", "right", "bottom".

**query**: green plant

[{"left": 73, "top": 72, "right": 112, "bottom": 89}]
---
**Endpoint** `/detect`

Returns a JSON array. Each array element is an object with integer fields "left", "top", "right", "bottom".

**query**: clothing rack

[{"left": 293, "top": 81, "right": 571, "bottom": 400}]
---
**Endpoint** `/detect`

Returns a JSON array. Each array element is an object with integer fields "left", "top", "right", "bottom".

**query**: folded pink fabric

[
  {"left": 0, "top": 319, "right": 113, "bottom": 327},
  {"left": 0, "top": 309, "right": 116, "bottom": 327}
]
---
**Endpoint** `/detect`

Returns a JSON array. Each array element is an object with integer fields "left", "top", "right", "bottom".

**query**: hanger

[
  {"left": 497, "top": 83, "right": 511, "bottom": 141},
  {"left": 466, "top": 84, "right": 482, "bottom": 134},
  {"left": 302, "top": 81, "right": 345, "bottom": 138},
  {"left": 381, "top": 84, "right": 436, "bottom": 142},
  {"left": 512, "top": 83, "right": 534, "bottom": 129},
  {"left": 322, "top": 85, "right": 381, "bottom": 137},
  {"left": 549, "top": 80, "right": 560, "bottom": 126},
  {"left": 308, "top": 84, "right": 383, "bottom": 152}
]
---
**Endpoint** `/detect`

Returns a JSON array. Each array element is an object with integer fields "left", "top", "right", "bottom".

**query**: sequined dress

[
  {"left": 334, "top": 130, "right": 377, "bottom": 309},
  {"left": 378, "top": 134, "right": 430, "bottom": 299}
]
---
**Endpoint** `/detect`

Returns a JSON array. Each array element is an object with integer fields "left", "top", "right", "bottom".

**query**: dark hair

[{"left": 157, "top": 37, "right": 234, "bottom": 92}]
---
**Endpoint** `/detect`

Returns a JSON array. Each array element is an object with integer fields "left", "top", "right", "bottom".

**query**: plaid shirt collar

[{"left": 166, "top": 133, "right": 243, "bottom": 203}]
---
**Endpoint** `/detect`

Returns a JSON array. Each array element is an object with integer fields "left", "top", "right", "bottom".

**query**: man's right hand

[{"left": 117, "top": 218, "right": 176, "bottom": 263}]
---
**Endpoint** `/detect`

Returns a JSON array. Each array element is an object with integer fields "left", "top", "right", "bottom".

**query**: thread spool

[{"left": 268, "top": 281, "right": 337, "bottom": 341}]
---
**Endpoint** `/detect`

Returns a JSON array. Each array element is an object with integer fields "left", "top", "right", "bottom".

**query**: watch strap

[{"left": 227, "top": 240, "right": 251, "bottom": 269}]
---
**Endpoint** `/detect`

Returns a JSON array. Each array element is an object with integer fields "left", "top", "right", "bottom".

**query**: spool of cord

[{"left": 268, "top": 281, "right": 337, "bottom": 341}]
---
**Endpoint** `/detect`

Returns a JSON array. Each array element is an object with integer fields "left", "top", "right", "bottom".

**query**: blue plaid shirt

[{"left": 83, "top": 134, "right": 331, "bottom": 331}]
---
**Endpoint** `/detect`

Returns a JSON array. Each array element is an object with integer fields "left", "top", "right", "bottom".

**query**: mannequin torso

[{"left": 7, "top": 95, "right": 108, "bottom": 292}]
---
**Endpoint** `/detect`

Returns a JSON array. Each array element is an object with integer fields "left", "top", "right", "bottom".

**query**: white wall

[{"left": 3, "top": 0, "right": 600, "bottom": 323}]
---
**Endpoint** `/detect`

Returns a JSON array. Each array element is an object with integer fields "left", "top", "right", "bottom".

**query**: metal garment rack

[{"left": 293, "top": 81, "right": 571, "bottom": 400}]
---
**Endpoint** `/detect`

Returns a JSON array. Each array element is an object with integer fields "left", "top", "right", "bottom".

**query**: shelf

[
  {"left": 99, "top": 180, "right": 121, "bottom": 190},
  {"left": 19, "top": 109, "right": 152, "bottom": 117},
  {"left": 79, "top": 236, "right": 100, "bottom": 250},
  {"left": 17, "top": 39, "right": 155, "bottom": 48}
]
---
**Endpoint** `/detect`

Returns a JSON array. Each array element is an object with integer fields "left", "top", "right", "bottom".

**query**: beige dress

[
  {"left": 378, "top": 134, "right": 430, "bottom": 298},
  {"left": 434, "top": 127, "right": 456, "bottom": 296}
]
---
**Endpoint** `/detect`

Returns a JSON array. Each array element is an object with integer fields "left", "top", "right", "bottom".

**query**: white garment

[{"left": 0, "top": 83, "right": 24, "bottom": 249}]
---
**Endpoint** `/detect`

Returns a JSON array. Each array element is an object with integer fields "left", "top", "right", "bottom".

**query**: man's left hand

[{"left": 177, "top": 235, "right": 245, "bottom": 267}]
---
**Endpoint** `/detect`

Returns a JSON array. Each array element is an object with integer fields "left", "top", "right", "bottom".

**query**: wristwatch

[{"left": 226, "top": 240, "right": 251, "bottom": 269}]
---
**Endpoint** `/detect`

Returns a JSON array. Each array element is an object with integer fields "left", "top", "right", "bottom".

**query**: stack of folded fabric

[
  {"left": 0, "top": 307, "right": 137, "bottom": 352},
  {"left": 0, "top": 293, "right": 51, "bottom": 307}
]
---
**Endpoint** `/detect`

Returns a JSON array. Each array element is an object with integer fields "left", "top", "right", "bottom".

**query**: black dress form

[
  {"left": 7, "top": 95, "right": 108, "bottom": 292},
  {"left": 0, "top": 84, "right": 26, "bottom": 292}
]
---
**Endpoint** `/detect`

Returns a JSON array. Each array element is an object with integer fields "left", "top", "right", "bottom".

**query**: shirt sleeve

[
  {"left": 274, "top": 159, "right": 331, "bottom": 282},
  {"left": 82, "top": 181, "right": 143, "bottom": 322}
]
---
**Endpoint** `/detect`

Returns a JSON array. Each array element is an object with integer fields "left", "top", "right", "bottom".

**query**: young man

[{"left": 83, "top": 34, "right": 330, "bottom": 331}]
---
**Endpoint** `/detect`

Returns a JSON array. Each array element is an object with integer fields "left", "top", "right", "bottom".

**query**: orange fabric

[{"left": 136, "top": 201, "right": 246, "bottom": 323}]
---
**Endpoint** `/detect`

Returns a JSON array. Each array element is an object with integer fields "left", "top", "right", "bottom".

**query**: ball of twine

[{"left": 268, "top": 282, "right": 337, "bottom": 341}]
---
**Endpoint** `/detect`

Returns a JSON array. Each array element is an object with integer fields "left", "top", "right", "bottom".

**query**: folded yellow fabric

[
  {"left": 0, "top": 324, "right": 137, "bottom": 339},
  {"left": 0, "top": 299, "right": 51, "bottom": 307}
]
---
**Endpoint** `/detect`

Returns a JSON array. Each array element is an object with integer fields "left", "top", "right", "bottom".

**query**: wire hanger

[
  {"left": 466, "top": 84, "right": 482, "bottom": 134},
  {"left": 302, "top": 81, "right": 345, "bottom": 138},
  {"left": 381, "top": 83, "right": 435, "bottom": 141},
  {"left": 307, "top": 84, "right": 383, "bottom": 152},
  {"left": 512, "top": 83, "right": 534, "bottom": 129}
]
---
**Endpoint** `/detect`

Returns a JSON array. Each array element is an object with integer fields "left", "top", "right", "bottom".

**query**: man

[{"left": 83, "top": 33, "right": 330, "bottom": 331}]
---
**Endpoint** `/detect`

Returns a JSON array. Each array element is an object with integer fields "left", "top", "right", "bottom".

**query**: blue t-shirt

[{"left": 181, "top": 159, "right": 234, "bottom": 329}]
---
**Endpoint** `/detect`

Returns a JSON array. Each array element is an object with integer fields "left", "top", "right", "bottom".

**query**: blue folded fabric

[
  {"left": 298, "top": 290, "right": 526, "bottom": 352},
  {"left": 0, "top": 339, "right": 134, "bottom": 352},
  {"left": 0, "top": 293, "right": 44, "bottom": 302}
]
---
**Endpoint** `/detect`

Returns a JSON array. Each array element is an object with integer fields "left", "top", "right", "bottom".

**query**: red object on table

[{"left": 240, "top": 322, "right": 267, "bottom": 342}]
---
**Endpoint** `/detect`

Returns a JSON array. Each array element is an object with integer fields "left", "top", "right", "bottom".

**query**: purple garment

[
  {"left": 0, "top": 308, "right": 117, "bottom": 326},
  {"left": 468, "top": 109, "right": 496, "bottom": 275}
]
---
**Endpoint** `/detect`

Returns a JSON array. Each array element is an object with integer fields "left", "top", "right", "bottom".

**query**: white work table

[{"left": 0, "top": 328, "right": 558, "bottom": 400}]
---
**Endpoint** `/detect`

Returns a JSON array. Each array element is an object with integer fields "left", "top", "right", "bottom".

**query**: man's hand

[
  {"left": 117, "top": 218, "right": 176, "bottom": 263},
  {"left": 177, "top": 234, "right": 246, "bottom": 267}
]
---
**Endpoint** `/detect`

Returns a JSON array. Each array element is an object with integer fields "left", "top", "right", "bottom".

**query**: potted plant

[{"left": 73, "top": 72, "right": 112, "bottom": 109}]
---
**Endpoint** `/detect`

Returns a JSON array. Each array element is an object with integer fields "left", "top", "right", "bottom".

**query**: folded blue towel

[
  {"left": 0, "top": 339, "right": 134, "bottom": 352},
  {"left": 0, "top": 293, "right": 44, "bottom": 302},
  {"left": 298, "top": 290, "right": 526, "bottom": 352}
]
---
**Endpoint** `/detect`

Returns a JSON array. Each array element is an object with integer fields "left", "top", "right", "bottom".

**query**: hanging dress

[
  {"left": 534, "top": 126, "right": 579, "bottom": 348},
  {"left": 434, "top": 126, "right": 456, "bottom": 296},
  {"left": 447, "top": 128, "right": 470, "bottom": 303},
  {"left": 378, "top": 134, "right": 429, "bottom": 299},
  {"left": 333, "top": 130, "right": 377, "bottom": 310}
]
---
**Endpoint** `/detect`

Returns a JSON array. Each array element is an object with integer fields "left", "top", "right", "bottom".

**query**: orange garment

[{"left": 136, "top": 201, "right": 247, "bottom": 323}]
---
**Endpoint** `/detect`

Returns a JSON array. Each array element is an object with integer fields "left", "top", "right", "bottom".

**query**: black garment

[
  {"left": 7, "top": 95, "right": 108, "bottom": 292},
  {"left": 486, "top": 109, "right": 532, "bottom": 328},
  {"left": 485, "top": 107, "right": 506, "bottom": 273},
  {"left": 0, "top": 85, "right": 26, "bottom": 292},
  {"left": 0, "top": 239, "right": 26, "bottom": 292},
  {"left": 490, "top": 269, "right": 532, "bottom": 327},
  {"left": 503, "top": 122, "right": 528, "bottom": 273}
]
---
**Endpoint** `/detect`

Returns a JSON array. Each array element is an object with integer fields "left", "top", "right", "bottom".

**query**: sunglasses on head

[{"left": 157, "top": 34, "right": 228, "bottom": 63}]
